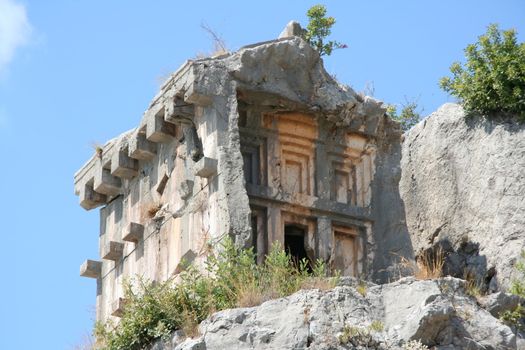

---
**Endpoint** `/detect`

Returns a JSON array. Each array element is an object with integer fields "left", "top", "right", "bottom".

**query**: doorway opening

[{"left": 284, "top": 224, "right": 310, "bottom": 267}]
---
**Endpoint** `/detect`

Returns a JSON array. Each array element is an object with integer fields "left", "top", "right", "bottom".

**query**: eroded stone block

[
  {"left": 94, "top": 166, "right": 122, "bottom": 196},
  {"left": 101, "top": 241, "right": 124, "bottom": 261},
  {"left": 79, "top": 183, "right": 107, "bottom": 210},
  {"left": 111, "top": 150, "right": 138, "bottom": 179},
  {"left": 174, "top": 249, "right": 197, "bottom": 274},
  {"left": 194, "top": 157, "right": 218, "bottom": 178},
  {"left": 111, "top": 297, "right": 127, "bottom": 317},
  {"left": 122, "top": 222, "right": 144, "bottom": 243},
  {"left": 165, "top": 97, "right": 194, "bottom": 124},
  {"left": 146, "top": 109, "right": 177, "bottom": 143},
  {"left": 129, "top": 131, "right": 156, "bottom": 160},
  {"left": 80, "top": 259, "right": 102, "bottom": 278}
]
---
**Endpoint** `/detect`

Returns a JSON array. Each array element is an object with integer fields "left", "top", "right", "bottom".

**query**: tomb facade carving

[{"left": 75, "top": 31, "right": 408, "bottom": 322}]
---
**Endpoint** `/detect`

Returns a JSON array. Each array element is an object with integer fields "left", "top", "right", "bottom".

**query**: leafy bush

[
  {"left": 440, "top": 24, "right": 525, "bottom": 120},
  {"left": 303, "top": 4, "right": 347, "bottom": 56},
  {"left": 387, "top": 101, "right": 423, "bottom": 131},
  {"left": 94, "top": 238, "right": 339, "bottom": 350},
  {"left": 500, "top": 305, "right": 525, "bottom": 331}
]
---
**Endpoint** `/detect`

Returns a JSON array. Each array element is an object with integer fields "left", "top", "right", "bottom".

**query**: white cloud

[{"left": 0, "top": 0, "right": 31, "bottom": 72}]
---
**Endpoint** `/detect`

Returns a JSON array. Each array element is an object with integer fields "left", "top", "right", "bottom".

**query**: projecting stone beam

[
  {"left": 184, "top": 82, "right": 213, "bottom": 106},
  {"left": 128, "top": 131, "right": 156, "bottom": 160},
  {"left": 94, "top": 165, "right": 122, "bottom": 196},
  {"left": 174, "top": 249, "right": 197, "bottom": 274},
  {"left": 111, "top": 150, "right": 138, "bottom": 179},
  {"left": 122, "top": 222, "right": 144, "bottom": 243},
  {"left": 101, "top": 241, "right": 124, "bottom": 261},
  {"left": 79, "top": 183, "right": 107, "bottom": 210},
  {"left": 194, "top": 157, "right": 218, "bottom": 178},
  {"left": 146, "top": 110, "right": 177, "bottom": 143},
  {"left": 111, "top": 297, "right": 127, "bottom": 317},
  {"left": 79, "top": 259, "right": 102, "bottom": 278},
  {"left": 165, "top": 97, "right": 194, "bottom": 125}
]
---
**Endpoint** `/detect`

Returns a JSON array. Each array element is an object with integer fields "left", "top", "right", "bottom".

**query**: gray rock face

[
  {"left": 278, "top": 21, "right": 305, "bottom": 39},
  {"left": 478, "top": 292, "right": 523, "bottom": 318},
  {"left": 400, "top": 103, "right": 525, "bottom": 290},
  {"left": 151, "top": 277, "right": 520, "bottom": 349}
]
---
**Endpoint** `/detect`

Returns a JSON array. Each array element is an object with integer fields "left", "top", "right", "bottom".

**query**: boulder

[
  {"left": 151, "top": 277, "right": 518, "bottom": 349},
  {"left": 479, "top": 292, "right": 523, "bottom": 318},
  {"left": 400, "top": 103, "right": 525, "bottom": 290}
]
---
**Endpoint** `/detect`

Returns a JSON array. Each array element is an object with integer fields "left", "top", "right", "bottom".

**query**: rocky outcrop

[
  {"left": 150, "top": 277, "right": 522, "bottom": 349},
  {"left": 400, "top": 103, "right": 525, "bottom": 291}
]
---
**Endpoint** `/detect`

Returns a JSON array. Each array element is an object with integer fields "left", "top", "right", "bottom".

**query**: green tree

[
  {"left": 387, "top": 101, "right": 423, "bottom": 132},
  {"left": 440, "top": 24, "right": 525, "bottom": 121},
  {"left": 304, "top": 4, "right": 347, "bottom": 56}
]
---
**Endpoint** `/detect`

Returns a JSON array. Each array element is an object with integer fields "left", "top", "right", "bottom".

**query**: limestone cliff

[
  {"left": 149, "top": 277, "right": 523, "bottom": 350},
  {"left": 400, "top": 103, "right": 525, "bottom": 291}
]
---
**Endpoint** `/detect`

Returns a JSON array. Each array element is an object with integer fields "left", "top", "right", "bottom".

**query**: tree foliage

[
  {"left": 440, "top": 24, "right": 525, "bottom": 121},
  {"left": 304, "top": 4, "right": 346, "bottom": 56},
  {"left": 387, "top": 101, "right": 423, "bottom": 132}
]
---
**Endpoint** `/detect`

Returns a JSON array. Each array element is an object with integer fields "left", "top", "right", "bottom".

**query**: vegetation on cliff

[
  {"left": 94, "top": 239, "right": 338, "bottom": 350},
  {"left": 440, "top": 24, "right": 525, "bottom": 120},
  {"left": 303, "top": 4, "right": 346, "bottom": 56}
]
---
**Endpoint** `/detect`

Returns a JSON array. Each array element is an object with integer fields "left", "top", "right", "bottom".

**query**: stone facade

[{"left": 75, "top": 31, "right": 407, "bottom": 322}]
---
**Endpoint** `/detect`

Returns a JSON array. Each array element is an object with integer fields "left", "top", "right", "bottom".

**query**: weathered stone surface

[
  {"left": 122, "top": 222, "right": 144, "bottom": 243},
  {"left": 129, "top": 130, "right": 157, "bottom": 160},
  {"left": 400, "top": 103, "right": 525, "bottom": 290},
  {"left": 101, "top": 241, "right": 124, "bottom": 261},
  {"left": 79, "top": 183, "right": 107, "bottom": 210},
  {"left": 194, "top": 157, "right": 217, "bottom": 178},
  {"left": 94, "top": 165, "right": 122, "bottom": 196},
  {"left": 278, "top": 21, "right": 305, "bottom": 39},
  {"left": 478, "top": 292, "right": 523, "bottom": 318},
  {"left": 79, "top": 259, "right": 102, "bottom": 278},
  {"left": 150, "top": 277, "right": 519, "bottom": 350},
  {"left": 111, "top": 149, "right": 139, "bottom": 179}
]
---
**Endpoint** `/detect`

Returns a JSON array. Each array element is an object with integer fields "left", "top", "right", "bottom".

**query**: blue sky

[{"left": 0, "top": 1, "right": 523, "bottom": 348}]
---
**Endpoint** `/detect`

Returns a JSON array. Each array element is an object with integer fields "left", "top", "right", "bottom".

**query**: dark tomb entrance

[{"left": 284, "top": 224, "right": 310, "bottom": 266}]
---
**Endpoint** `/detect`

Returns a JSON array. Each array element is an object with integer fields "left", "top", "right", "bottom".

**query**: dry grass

[
  {"left": 143, "top": 203, "right": 162, "bottom": 219},
  {"left": 180, "top": 309, "right": 200, "bottom": 339},
  {"left": 196, "top": 23, "right": 229, "bottom": 59},
  {"left": 90, "top": 142, "right": 103, "bottom": 158},
  {"left": 399, "top": 247, "right": 445, "bottom": 280},
  {"left": 356, "top": 280, "right": 367, "bottom": 296},
  {"left": 463, "top": 268, "right": 483, "bottom": 297},
  {"left": 300, "top": 276, "right": 338, "bottom": 291},
  {"left": 415, "top": 247, "right": 445, "bottom": 279},
  {"left": 236, "top": 284, "right": 277, "bottom": 308}
]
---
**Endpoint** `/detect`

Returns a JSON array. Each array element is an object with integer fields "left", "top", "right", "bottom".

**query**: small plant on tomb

[
  {"left": 91, "top": 142, "right": 103, "bottom": 158},
  {"left": 303, "top": 4, "right": 347, "bottom": 56}
]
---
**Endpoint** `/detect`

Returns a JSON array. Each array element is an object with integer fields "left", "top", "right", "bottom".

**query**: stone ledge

[
  {"left": 194, "top": 157, "right": 218, "bottom": 178},
  {"left": 79, "top": 259, "right": 102, "bottom": 278},
  {"left": 102, "top": 241, "right": 124, "bottom": 261},
  {"left": 111, "top": 297, "right": 127, "bottom": 317},
  {"left": 122, "top": 222, "right": 144, "bottom": 243}
]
